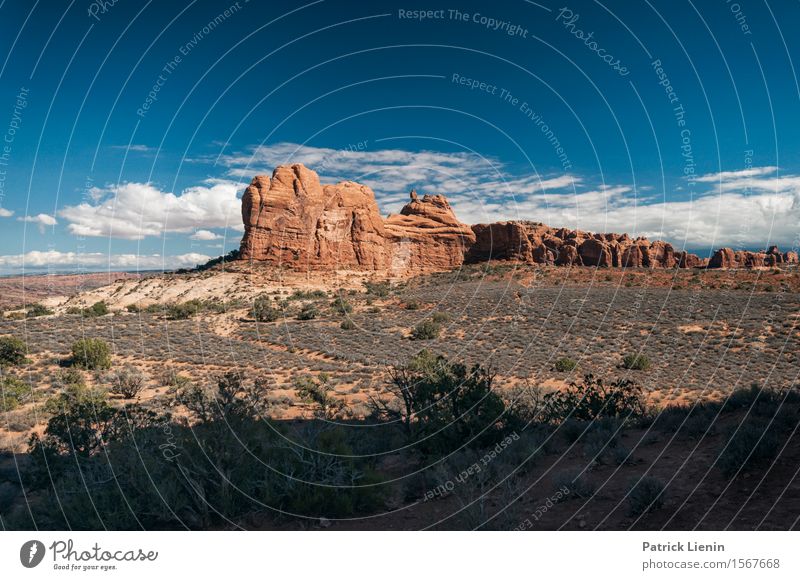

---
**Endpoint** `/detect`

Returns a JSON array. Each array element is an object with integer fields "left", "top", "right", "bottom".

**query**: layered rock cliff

[
  {"left": 239, "top": 164, "right": 474, "bottom": 274},
  {"left": 239, "top": 164, "right": 796, "bottom": 273}
]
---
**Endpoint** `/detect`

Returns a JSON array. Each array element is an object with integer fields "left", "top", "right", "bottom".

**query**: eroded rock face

[
  {"left": 239, "top": 164, "right": 788, "bottom": 273},
  {"left": 239, "top": 166, "right": 473, "bottom": 273},
  {"left": 239, "top": 165, "right": 391, "bottom": 270},
  {"left": 383, "top": 191, "right": 476, "bottom": 272}
]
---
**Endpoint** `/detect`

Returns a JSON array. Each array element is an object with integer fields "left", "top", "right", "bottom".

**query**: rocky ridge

[{"left": 239, "top": 164, "right": 798, "bottom": 274}]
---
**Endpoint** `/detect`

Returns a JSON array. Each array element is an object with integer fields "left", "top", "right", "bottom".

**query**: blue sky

[{"left": 1, "top": 0, "right": 799, "bottom": 273}]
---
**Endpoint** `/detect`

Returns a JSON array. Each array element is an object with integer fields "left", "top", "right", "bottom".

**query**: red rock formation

[
  {"left": 239, "top": 164, "right": 788, "bottom": 273},
  {"left": 384, "top": 191, "right": 476, "bottom": 272},
  {"left": 708, "top": 248, "right": 737, "bottom": 269},
  {"left": 239, "top": 165, "right": 472, "bottom": 273}
]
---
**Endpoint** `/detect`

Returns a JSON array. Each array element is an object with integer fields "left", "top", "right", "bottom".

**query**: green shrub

[
  {"left": 626, "top": 476, "right": 665, "bottom": 516},
  {"left": 125, "top": 303, "right": 141, "bottom": 313},
  {"left": 622, "top": 353, "right": 651, "bottom": 370},
  {"left": 71, "top": 338, "right": 112, "bottom": 370},
  {"left": 411, "top": 319, "right": 441, "bottom": 340},
  {"left": 165, "top": 300, "right": 202, "bottom": 320},
  {"left": 85, "top": 301, "right": 109, "bottom": 317},
  {"left": 297, "top": 303, "right": 319, "bottom": 320},
  {"left": 250, "top": 296, "right": 279, "bottom": 322},
  {"left": 0, "top": 336, "right": 28, "bottom": 366},
  {"left": 44, "top": 381, "right": 107, "bottom": 415},
  {"left": 554, "top": 357, "right": 577, "bottom": 372},
  {"left": 0, "top": 376, "right": 31, "bottom": 412},
  {"left": 542, "top": 374, "right": 646, "bottom": 423},
  {"left": 340, "top": 318, "right": 356, "bottom": 330},
  {"left": 25, "top": 303, "right": 53, "bottom": 318}
]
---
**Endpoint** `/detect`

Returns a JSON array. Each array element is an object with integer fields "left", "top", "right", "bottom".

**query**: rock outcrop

[
  {"left": 239, "top": 163, "right": 795, "bottom": 273},
  {"left": 706, "top": 246, "right": 799, "bottom": 269},
  {"left": 467, "top": 222, "right": 683, "bottom": 268},
  {"left": 239, "top": 165, "right": 472, "bottom": 273}
]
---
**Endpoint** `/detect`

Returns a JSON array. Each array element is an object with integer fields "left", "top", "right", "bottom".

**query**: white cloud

[
  {"left": 17, "top": 213, "right": 57, "bottom": 233},
  {"left": 190, "top": 229, "right": 223, "bottom": 241},
  {"left": 0, "top": 208, "right": 13, "bottom": 217},
  {"left": 59, "top": 179, "right": 243, "bottom": 240},
  {"left": 111, "top": 144, "right": 155, "bottom": 153},
  {"left": 695, "top": 166, "right": 778, "bottom": 183},
  {"left": 214, "top": 141, "right": 579, "bottom": 213},
  {"left": 0, "top": 251, "right": 211, "bottom": 273}
]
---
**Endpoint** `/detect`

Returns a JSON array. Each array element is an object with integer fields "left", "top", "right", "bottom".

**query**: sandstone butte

[{"left": 238, "top": 164, "right": 799, "bottom": 275}]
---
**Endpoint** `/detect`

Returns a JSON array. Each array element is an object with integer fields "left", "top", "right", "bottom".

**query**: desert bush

[
  {"left": 250, "top": 296, "right": 279, "bottom": 322},
  {"left": 340, "top": 318, "right": 356, "bottom": 330},
  {"left": 542, "top": 374, "right": 646, "bottom": 423},
  {"left": 290, "top": 289, "right": 326, "bottom": 300},
  {"left": 0, "top": 376, "right": 31, "bottom": 412},
  {"left": 626, "top": 476, "right": 666, "bottom": 516},
  {"left": 84, "top": 301, "right": 109, "bottom": 317},
  {"left": 159, "top": 368, "right": 192, "bottom": 390},
  {"left": 0, "top": 336, "right": 28, "bottom": 366},
  {"left": 294, "top": 374, "right": 345, "bottom": 419},
  {"left": 370, "top": 350, "right": 508, "bottom": 454},
  {"left": 717, "top": 420, "right": 780, "bottom": 477},
  {"left": 107, "top": 365, "right": 147, "bottom": 399},
  {"left": 5, "top": 408, "right": 38, "bottom": 432},
  {"left": 70, "top": 338, "right": 112, "bottom": 370},
  {"left": 364, "top": 280, "right": 390, "bottom": 297},
  {"left": 502, "top": 383, "right": 544, "bottom": 428},
  {"left": 165, "top": 300, "right": 202, "bottom": 320},
  {"left": 331, "top": 296, "right": 352, "bottom": 315},
  {"left": 554, "top": 357, "right": 578, "bottom": 372},
  {"left": 25, "top": 303, "right": 53, "bottom": 318},
  {"left": 583, "top": 425, "right": 619, "bottom": 462},
  {"left": 553, "top": 468, "right": 596, "bottom": 499},
  {"left": 431, "top": 311, "right": 450, "bottom": 324},
  {"left": 622, "top": 353, "right": 651, "bottom": 370},
  {"left": 560, "top": 418, "right": 588, "bottom": 443},
  {"left": 411, "top": 319, "right": 441, "bottom": 340},
  {"left": 725, "top": 384, "right": 763, "bottom": 409},
  {"left": 404, "top": 300, "right": 420, "bottom": 310},
  {"left": 297, "top": 303, "right": 319, "bottom": 320},
  {"left": 54, "top": 368, "right": 85, "bottom": 388},
  {"left": 125, "top": 303, "right": 141, "bottom": 313},
  {"left": 44, "top": 381, "right": 107, "bottom": 415}
]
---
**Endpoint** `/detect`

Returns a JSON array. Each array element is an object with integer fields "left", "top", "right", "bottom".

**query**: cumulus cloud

[
  {"left": 0, "top": 251, "right": 211, "bottom": 273},
  {"left": 189, "top": 229, "right": 223, "bottom": 241},
  {"left": 59, "top": 179, "right": 243, "bottom": 240},
  {"left": 0, "top": 208, "right": 13, "bottom": 217}
]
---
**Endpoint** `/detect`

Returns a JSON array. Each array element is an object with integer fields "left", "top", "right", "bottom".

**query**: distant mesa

[{"left": 238, "top": 164, "right": 798, "bottom": 274}]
